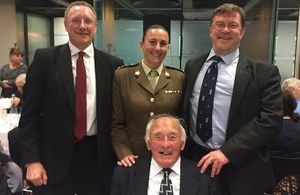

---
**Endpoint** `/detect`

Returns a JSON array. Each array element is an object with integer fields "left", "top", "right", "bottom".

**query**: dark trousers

[{"left": 32, "top": 136, "right": 103, "bottom": 195}]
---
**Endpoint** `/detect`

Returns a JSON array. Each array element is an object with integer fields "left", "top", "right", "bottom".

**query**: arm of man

[
  {"left": 221, "top": 60, "right": 283, "bottom": 162},
  {"left": 19, "top": 49, "right": 48, "bottom": 185}
]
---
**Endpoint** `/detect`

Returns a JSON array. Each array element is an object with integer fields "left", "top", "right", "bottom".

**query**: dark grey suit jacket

[
  {"left": 19, "top": 43, "right": 123, "bottom": 191},
  {"left": 182, "top": 53, "right": 283, "bottom": 194},
  {"left": 110, "top": 157, "right": 216, "bottom": 195}
]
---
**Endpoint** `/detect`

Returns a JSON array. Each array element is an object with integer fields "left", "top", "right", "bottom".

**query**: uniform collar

[{"left": 141, "top": 59, "right": 163, "bottom": 76}]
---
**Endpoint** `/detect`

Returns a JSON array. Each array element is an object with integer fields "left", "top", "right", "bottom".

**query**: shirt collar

[
  {"left": 68, "top": 42, "right": 94, "bottom": 58},
  {"left": 141, "top": 59, "right": 163, "bottom": 76},
  {"left": 207, "top": 48, "right": 239, "bottom": 66},
  {"left": 150, "top": 156, "right": 181, "bottom": 177}
]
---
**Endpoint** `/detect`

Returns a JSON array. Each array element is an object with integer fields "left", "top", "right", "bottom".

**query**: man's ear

[
  {"left": 180, "top": 141, "right": 185, "bottom": 151},
  {"left": 146, "top": 141, "right": 151, "bottom": 150}
]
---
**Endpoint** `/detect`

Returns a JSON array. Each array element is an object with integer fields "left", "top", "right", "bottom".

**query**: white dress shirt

[
  {"left": 148, "top": 157, "right": 181, "bottom": 195},
  {"left": 190, "top": 49, "right": 239, "bottom": 149},
  {"left": 69, "top": 42, "right": 97, "bottom": 136}
]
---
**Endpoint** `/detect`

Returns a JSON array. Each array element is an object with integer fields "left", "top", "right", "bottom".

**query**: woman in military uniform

[{"left": 111, "top": 24, "right": 184, "bottom": 166}]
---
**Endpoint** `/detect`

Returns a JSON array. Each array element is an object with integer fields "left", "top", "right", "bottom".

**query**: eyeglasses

[{"left": 212, "top": 22, "right": 241, "bottom": 30}]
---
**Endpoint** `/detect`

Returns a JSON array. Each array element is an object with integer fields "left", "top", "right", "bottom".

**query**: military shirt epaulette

[
  {"left": 165, "top": 65, "right": 184, "bottom": 73},
  {"left": 117, "top": 63, "right": 139, "bottom": 69}
]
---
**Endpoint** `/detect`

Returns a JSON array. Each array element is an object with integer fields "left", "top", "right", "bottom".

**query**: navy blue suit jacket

[{"left": 111, "top": 157, "right": 216, "bottom": 195}]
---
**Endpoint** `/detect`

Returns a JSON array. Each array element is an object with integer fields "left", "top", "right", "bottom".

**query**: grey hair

[
  {"left": 144, "top": 114, "right": 187, "bottom": 143},
  {"left": 282, "top": 78, "right": 300, "bottom": 93},
  {"left": 64, "top": 1, "right": 96, "bottom": 22}
]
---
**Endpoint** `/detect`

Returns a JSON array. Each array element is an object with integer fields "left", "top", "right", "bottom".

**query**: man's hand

[
  {"left": 117, "top": 155, "right": 139, "bottom": 167},
  {"left": 26, "top": 162, "right": 48, "bottom": 186},
  {"left": 198, "top": 150, "right": 229, "bottom": 177}
]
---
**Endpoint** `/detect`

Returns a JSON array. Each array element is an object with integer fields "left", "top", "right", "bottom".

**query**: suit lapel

[
  {"left": 129, "top": 158, "right": 150, "bottom": 194},
  {"left": 135, "top": 64, "right": 153, "bottom": 94},
  {"left": 94, "top": 49, "right": 104, "bottom": 110},
  {"left": 228, "top": 55, "right": 252, "bottom": 125},
  {"left": 183, "top": 54, "right": 208, "bottom": 121},
  {"left": 180, "top": 159, "right": 201, "bottom": 195},
  {"left": 56, "top": 44, "right": 75, "bottom": 112}
]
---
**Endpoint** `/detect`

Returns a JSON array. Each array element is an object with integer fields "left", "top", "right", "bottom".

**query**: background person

[
  {"left": 281, "top": 77, "right": 300, "bottom": 113},
  {"left": 0, "top": 47, "right": 27, "bottom": 98},
  {"left": 19, "top": 1, "right": 124, "bottom": 194},
  {"left": 182, "top": 3, "right": 282, "bottom": 194},
  {"left": 111, "top": 114, "right": 218, "bottom": 195},
  {"left": 111, "top": 24, "right": 184, "bottom": 167},
  {"left": 269, "top": 89, "right": 300, "bottom": 182}
]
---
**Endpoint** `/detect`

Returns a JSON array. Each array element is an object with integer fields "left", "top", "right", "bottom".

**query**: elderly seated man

[{"left": 111, "top": 114, "right": 218, "bottom": 195}]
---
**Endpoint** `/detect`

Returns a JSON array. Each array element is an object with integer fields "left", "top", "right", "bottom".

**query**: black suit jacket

[
  {"left": 19, "top": 44, "right": 123, "bottom": 188},
  {"left": 111, "top": 157, "right": 215, "bottom": 195},
  {"left": 182, "top": 53, "right": 283, "bottom": 194}
]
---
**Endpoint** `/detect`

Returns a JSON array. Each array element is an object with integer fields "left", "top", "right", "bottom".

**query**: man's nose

[{"left": 162, "top": 137, "right": 170, "bottom": 146}]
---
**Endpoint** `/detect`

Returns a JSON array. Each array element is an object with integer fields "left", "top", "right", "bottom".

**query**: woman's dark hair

[{"left": 283, "top": 90, "right": 300, "bottom": 122}]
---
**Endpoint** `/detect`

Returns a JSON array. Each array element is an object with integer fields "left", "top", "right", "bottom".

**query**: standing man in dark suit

[
  {"left": 19, "top": 1, "right": 124, "bottom": 194},
  {"left": 182, "top": 3, "right": 283, "bottom": 195},
  {"left": 111, "top": 114, "right": 217, "bottom": 195}
]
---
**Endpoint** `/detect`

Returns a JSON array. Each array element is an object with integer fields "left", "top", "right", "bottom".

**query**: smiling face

[
  {"left": 140, "top": 28, "right": 169, "bottom": 69},
  {"left": 210, "top": 12, "right": 245, "bottom": 55},
  {"left": 64, "top": 4, "right": 97, "bottom": 50},
  {"left": 146, "top": 117, "right": 185, "bottom": 168}
]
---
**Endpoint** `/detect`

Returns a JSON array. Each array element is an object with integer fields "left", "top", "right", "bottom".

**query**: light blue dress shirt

[{"left": 189, "top": 49, "right": 239, "bottom": 149}]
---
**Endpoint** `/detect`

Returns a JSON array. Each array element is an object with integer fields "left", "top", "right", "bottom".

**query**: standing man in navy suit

[
  {"left": 111, "top": 114, "right": 217, "bottom": 195},
  {"left": 19, "top": 1, "right": 123, "bottom": 194},
  {"left": 182, "top": 3, "right": 283, "bottom": 195}
]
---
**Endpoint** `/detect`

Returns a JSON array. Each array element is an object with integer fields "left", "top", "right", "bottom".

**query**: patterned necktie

[
  {"left": 74, "top": 51, "right": 87, "bottom": 141},
  {"left": 159, "top": 168, "right": 173, "bottom": 195},
  {"left": 196, "top": 56, "right": 222, "bottom": 142},
  {"left": 149, "top": 69, "right": 159, "bottom": 90}
]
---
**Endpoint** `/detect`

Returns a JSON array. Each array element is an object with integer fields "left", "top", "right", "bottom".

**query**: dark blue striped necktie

[{"left": 196, "top": 56, "right": 222, "bottom": 142}]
